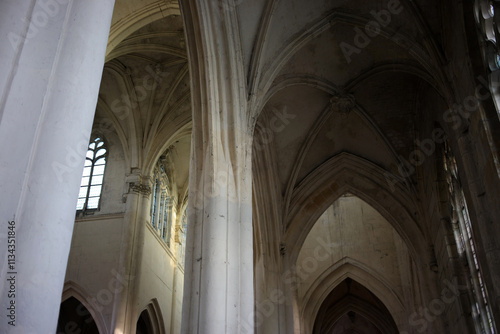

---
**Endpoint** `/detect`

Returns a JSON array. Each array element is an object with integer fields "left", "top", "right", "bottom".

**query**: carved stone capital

[{"left": 129, "top": 182, "right": 152, "bottom": 195}]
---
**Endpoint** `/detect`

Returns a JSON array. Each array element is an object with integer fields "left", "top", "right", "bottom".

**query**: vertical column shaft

[
  {"left": 111, "top": 174, "right": 151, "bottom": 334},
  {"left": 180, "top": 0, "right": 254, "bottom": 332},
  {"left": 0, "top": 1, "right": 115, "bottom": 333}
]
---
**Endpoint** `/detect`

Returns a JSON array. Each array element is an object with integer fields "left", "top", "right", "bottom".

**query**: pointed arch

[
  {"left": 102, "top": 60, "right": 142, "bottom": 168},
  {"left": 106, "top": 1, "right": 181, "bottom": 58},
  {"left": 96, "top": 96, "right": 131, "bottom": 168},
  {"left": 107, "top": 44, "right": 187, "bottom": 61},
  {"left": 137, "top": 298, "right": 166, "bottom": 334},
  {"left": 76, "top": 135, "right": 108, "bottom": 212},
  {"left": 60, "top": 281, "right": 108, "bottom": 334},
  {"left": 314, "top": 295, "right": 397, "bottom": 334},
  {"left": 299, "top": 260, "right": 406, "bottom": 334},
  {"left": 285, "top": 152, "right": 429, "bottom": 266},
  {"left": 250, "top": 10, "right": 450, "bottom": 120},
  {"left": 144, "top": 123, "right": 192, "bottom": 177}
]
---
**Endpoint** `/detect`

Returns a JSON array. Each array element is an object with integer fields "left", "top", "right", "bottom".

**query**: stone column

[
  {"left": 111, "top": 172, "right": 151, "bottom": 334},
  {"left": 182, "top": 139, "right": 254, "bottom": 334},
  {"left": 0, "top": 1, "right": 114, "bottom": 333},
  {"left": 180, "top": 1, "right": 254, "bottom": 333}
]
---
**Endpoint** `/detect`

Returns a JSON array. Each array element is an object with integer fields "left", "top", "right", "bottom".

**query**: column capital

[
  {"left": 129, "top": 182, "right": 152, "bottom": 196},
  {"left": 125, "top": 171, "right": 152, "bottom": 196}
]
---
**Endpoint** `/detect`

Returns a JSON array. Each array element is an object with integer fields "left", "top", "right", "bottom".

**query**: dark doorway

[
  {"left": 136, "top": 309, "right": 154, "bottom": 334},
  {"left": 56, "top": 297, "right": 99, "bottom": 334},
  {"left": 313, "top": 279, "right": 399, "bottom": 334}
]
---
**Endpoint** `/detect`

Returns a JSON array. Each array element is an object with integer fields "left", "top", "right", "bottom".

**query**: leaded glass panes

[
  {"left": 148, "top": 155, "right": 189, "bottom": 268},
  {"left": 150, "top": 161, "right": 173, "bottom": 248},
  {"left": 444, "top": 141, "right": 496, "bottom": 333},
  {"left": 76, "top": 137, "right": 107, "bottom": 211},
  {"left": 475, "top": 0, "right": 500, "bottom": 119}
]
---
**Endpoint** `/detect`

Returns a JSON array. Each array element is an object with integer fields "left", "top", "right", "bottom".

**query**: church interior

[{"left": 1, "top": 0, "right": 500, "bottom": 333}]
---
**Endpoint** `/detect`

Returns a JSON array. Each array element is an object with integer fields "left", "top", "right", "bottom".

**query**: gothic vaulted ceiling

[
  {"left": 101, "top": 0, "right": 453, "bottom": 256},
  {"left": 100, "top": 0, "right": 476, "bottom": 332},
  {"left": 98, "top": 4, "right": 191, "bottom": 205},
  {"left": 251, "top": 0, "right": 449, "bottom": 199},
  {"left": 102, "top": 0, "right": 451, "bottom": 212}
]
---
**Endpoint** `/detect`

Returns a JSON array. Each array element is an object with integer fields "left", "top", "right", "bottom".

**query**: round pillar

[{"left": 0, "top": 1, "right": 115, "bottom": 332}]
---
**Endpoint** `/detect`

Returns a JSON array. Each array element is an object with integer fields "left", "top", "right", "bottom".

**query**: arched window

[
  {"left": 150, "top": 159, "right": 173, "bottom": 247},
  {"left": 475, "top": 0, "right": 500, "bottom": 116},
  {"left": 150, "top": 174, "right": 159, "bottom": 229},
  {"left": 76, "top": 137, "right": 107, "bottom": 211},
  {"left": 444, "top": 141, "right": 496, "bottom": 334},
  {"left": 162, "top": 194, "right": 172, "bottom": 246}
]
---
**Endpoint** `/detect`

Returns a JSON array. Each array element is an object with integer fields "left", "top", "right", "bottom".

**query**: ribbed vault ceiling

[{"left": 97, "top": 12, "right": 191, "bottom": 203}]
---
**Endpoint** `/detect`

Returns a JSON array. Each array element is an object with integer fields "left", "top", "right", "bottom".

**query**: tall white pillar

[
  {"left": 183, "top": 146, "right": 254, "bottom": 333},
  {"left": 180, "top": 1, "right": 255, "bottom": 333},
  {"left": 0, "top": 1, "right": 115, "bottom": 333}
]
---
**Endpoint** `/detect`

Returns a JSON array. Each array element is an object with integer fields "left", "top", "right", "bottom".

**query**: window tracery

[
  {"left": 76, "top": 136, "right": 107, "bottom": 212},
  {"left": 150, "top": 159, "right": 173, "bottom": 247},
  {"left": 475, "top": 0, "right": 500, "bottom": 115},
  {"left": 444, "top": 141, "right": 496, "bottom": 334}
]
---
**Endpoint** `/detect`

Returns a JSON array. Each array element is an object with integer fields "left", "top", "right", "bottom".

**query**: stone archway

[
  {"left": 312, "top": 278, "right": 399, "bottom": 334},
  {"left": 136, "top": 299, "right": 166, "bottom": 334},
  {"left": 59, "top": 282, "right": 108, "bottom": 334},
  {"left": 292, "top": 194, "right": 420, "bottom": 334},
  {"left": 56, "top": 297, "right": 99, "bottom": 334},
  {"left": 285, "top": 152, "right": 429, "bottom": 266},
  {"left": 137, "top": 309, "right": 154, "bottom": 334}
]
